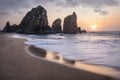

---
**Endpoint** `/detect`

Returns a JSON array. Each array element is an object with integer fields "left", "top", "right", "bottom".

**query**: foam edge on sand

[{"left": 25, "top": 45, "right": 120, "bottom": 79}]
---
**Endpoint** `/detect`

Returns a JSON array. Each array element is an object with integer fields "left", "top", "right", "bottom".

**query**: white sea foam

[{"left": 12, "top": 32, "right": 120, "bottom": 70}]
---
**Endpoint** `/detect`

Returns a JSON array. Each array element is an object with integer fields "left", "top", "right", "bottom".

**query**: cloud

[
  {"left": 55, "top": 0, "right": 119, "bottom": 15},
  {"left": 0, "top": 12, "right": 8, "bottom": 15},
  {"left": 0, "top": 0, "right": 30, "bottom": 13},
  {"left": 56, "top": 0, "right": 119, "bottom": 8},
  {"left": 34, "top": 0, "right": 57, "bottom": 4},
  {"left": 94, "top": 8, "right": 108, "bottom": 15},
  {"left": 31, "top": 0, "right": 119, "bottom": 15},
  {"left": 99, "top": 11, "right": 108, "bottom": 15},
  {"left": 0, "top": 0, "right": 119, "bottom": 17}
]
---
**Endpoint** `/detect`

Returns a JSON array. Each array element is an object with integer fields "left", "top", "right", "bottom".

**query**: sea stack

[
  {"left": 2, "top": 6, "right": 86, "bottom": 34},
  {"left": 2, "top": 21, "right": 11, "bottom": 32},
  {"left": 2, "top": 21, "right": 19, "bottom": 33},
  {"left": 52, "top": 18, "right": 62, "bottom": 33},
  {"left": 63, "top": 12, "right": 78, "bottom": 34},
  {"left": 18, "top": 5, "right": 53, "bottom": 34},
  {"left": 77, "top": 27, "right": 81, "bottom": 34}
]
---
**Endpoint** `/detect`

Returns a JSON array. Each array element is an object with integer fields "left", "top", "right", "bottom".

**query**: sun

[{"left": 91, "top": 25, "right": 97, "bottom": 30}]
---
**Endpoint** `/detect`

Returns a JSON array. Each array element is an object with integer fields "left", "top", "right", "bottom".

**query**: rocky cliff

[
  {"left": 2, "top": 6, "right": 86, "bottom": 34},
  {"left": 52, "top": 18, "right": 62, "bottom": 33},
  {"left": 63, "top": 12, "right": 78, "bottom": 34},
  {"left": 18, "top": 6, "right": 53, "bottom": 34},
  {"left": 2, "top": 21, "right": 18, "bottom": 33},
  {"left": 2, "top": 21, "right": 11, "bottom": 32}
]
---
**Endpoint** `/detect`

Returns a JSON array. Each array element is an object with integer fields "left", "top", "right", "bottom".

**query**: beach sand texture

[{"left": 0, "top": 34, "right": 117, "bottom": 80}]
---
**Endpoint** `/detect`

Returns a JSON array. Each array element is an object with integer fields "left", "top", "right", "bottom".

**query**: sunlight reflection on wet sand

[{"left": 26, "top": 45, "right": 120, "bottom": 79}]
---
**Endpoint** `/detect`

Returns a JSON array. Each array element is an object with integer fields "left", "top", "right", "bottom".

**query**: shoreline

[
  {"left": 0, "top": 33, "right": 119, "bottom": 80},
  {"left": 26, "top": 45, "right": 120, "bottom": 79}
]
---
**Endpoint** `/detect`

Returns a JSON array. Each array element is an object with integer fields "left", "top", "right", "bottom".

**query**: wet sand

[
  {"left": 27, "top": 45, "right": 120, "bottom": 79},
  {"left": 0, "top": 33, "right": 118, "bottom": 80}
]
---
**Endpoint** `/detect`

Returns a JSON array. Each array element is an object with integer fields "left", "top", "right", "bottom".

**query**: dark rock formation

[
  {"left": 0, "top": 29, "right": 1, "bottom": 34},
  {"left": 63, "top": 12, "right": 78, "bottom": 34},
  {"left": 81, "top": 30, "right": 87, "bottom": 33},
  {"left": 2, "top": 21, "right": 11, "bottom": 32},
  {"left": 52, "top": 18, "right": 62, "bottom": 33},
  {"left": 2, "top": 6, "right": 87, "bottom": 34},
  {"left": 2, "top": 21, "right": 19, "bottom": 33},
  {"left": 18, "top": 5, "right": 53, "bottom": 34},
  {"left": 10, "top": 24, "right": 19, "bottom": 32},
  {"left": 77, "top": 27, "right": 81, "bottom": 34}
]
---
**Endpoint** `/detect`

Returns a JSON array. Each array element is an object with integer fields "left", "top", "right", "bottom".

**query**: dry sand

[{"left": 0, "top": 33, "right": 117, "bottom": 80}]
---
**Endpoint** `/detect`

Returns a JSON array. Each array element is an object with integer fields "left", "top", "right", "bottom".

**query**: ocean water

[{"left": 13, "top": 31, "right": 120, "bottom": 70}]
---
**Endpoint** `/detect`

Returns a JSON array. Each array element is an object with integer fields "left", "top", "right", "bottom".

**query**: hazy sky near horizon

[{"left": 0, "top": 0, "right": 120, "bottom": 31}]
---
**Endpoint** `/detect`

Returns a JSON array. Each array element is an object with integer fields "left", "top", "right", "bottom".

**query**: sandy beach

[{"left": 0, "top": 33, "right": 118, "bottom": 80}]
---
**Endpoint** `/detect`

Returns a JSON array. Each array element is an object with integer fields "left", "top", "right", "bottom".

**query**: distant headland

[{"left": 2, "top": 5, "right": 87, "bottom": 34}]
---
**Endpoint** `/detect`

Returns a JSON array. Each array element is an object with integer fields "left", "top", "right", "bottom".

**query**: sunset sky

[{"left": 0, "top": 0, "right": 120, "bottom": 31}]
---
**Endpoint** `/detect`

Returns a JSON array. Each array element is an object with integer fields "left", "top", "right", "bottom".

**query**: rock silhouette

[
  {"left": 52, "top": 18, "right": 62, "bottom": 33},
  {"left": 2, "top": 21, "right": 19, "bottom": 33},
  {"left": 2, "top": 21, "right": 11, "bottom": 32},
  {"left": 18, "top": 6, "right": 53, "bottom": 34},
  {"left": 63, "top": 12, "right": 78, "bottom": 34},
  {"left": 2, "top": 6, "right": 86, "bottom": 34},
  {"left": 77, "top": 27, "right": 81, "bottom": 34},
  {"left": 81, "top": 30, "right": 87, "bottom": 33}
]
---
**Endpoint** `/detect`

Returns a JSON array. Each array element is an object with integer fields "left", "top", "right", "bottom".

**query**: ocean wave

[{"left": 12, "top": 32, "right": 120, "bottom": 70}]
